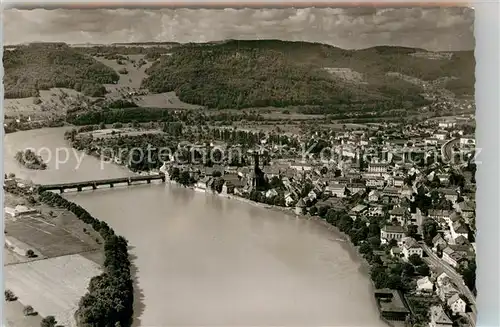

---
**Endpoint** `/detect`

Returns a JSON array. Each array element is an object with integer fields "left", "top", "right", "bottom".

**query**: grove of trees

[{"left": 38, "top": 191, "right": 134, "bottom": 327}]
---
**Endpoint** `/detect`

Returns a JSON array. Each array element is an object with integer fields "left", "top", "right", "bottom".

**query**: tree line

[
  {"left": 37, "top": 191, "right": 134, "bottom": 327},
  {"left": 4, "top": 43, "right": 119, "bottom": 99}
]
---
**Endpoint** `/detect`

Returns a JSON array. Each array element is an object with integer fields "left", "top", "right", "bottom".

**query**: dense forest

[
  {"left": 142, "top": 40, "right": 474, "bottom": 109},
  {"left": 3, "top": 43, "right": 119, "bottom": 98}
]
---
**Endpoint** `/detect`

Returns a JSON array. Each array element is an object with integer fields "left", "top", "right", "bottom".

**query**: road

[
  {"left": 420, "top": 243, "right": 477, "bottom": 317},
  {"left": 441, "top": 138, "right": 460, "bottom": 163}
]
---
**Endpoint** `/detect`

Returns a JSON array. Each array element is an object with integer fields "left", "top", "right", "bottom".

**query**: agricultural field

[
  {"left": 94, "top": 54, "right": 202, "bottom": 109},
  {"left": 4, "top": 206, "right": 102, "bottom": 260},
  {"left": 4, "top": 299, "right": 43, "bottom": 327},
  {"left": 3, "top": 192, "right": 104, "bottom": 327},
  {"left": 4, "top": 88, "right": 87, "bottom": 119},
  {"left": 4, "top": 254, "right": 102, "bottom": 327}
]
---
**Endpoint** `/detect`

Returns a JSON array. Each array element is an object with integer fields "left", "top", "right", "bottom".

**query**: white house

[
  {"left": 434, "top": 131, "right": 448, "bottom": 140},
  {"left": 460, "top": 135, "right": 475, "bottom": 146},
  {"left": 401, "top": 237, "right": 423, "bottom": 261},
  {"left": 284, "top": 192, "right": 295, "bottom": 207},
  {"left": 439, "top": 121, "right": 456, "bottom": 129},
  {"left": 393, "top": 176, "right": 405, "bottom": 188},
  {"left": 366, "top": 176, "right": 385, "bottom": 188},
  {"left": 429, "top": 305, "right": 453, "bottom": 327},
  {"left": 450, "top": 221, "right": 469, "bottom": 241},
  {"left": 266, "top": 188, "right": 279, "bottom": 199},
  {"left": 416, "top": 276, "right": 434, "bottom": 295},
  {"left": 295, "top": 198, "right": 306, "bottom": 215},
  {"left": 368, "top": 190, "right": 380, "bottom": 203},
  {"left": 368, "top": 162, "right": 389, "bottom": 173},
  {"left": 326, "top": 183, "right": 346, "bottom": 198},
  {"left": 447, "top": 293, "right": 467, "bottom": 314},
  {"left": 380, "top": 225, "right": 405, "bottom": 244}
]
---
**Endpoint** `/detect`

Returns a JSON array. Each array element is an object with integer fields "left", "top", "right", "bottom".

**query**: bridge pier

[
  {"left": 77, "top": 186, "right": 82, "bottom": 192},
  {"left": 59, "top": 188, "right": 64, "bottom": 194},
  {"left": 110, "top": 183, "right": 114, "bottom": 188},
  {"left": 147, "top": 179, "right": 151, "bottom": 184},
  {"left": 92, "top": 183, "right": 97, "bottom": 190}
]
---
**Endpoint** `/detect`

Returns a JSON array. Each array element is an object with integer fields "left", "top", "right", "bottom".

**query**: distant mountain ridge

[
  {"left": 141, "top": 39, "right": 474, "bottom": 109},
  {"left": 3, "top": 40, "right": 474, "bottom": 111}
]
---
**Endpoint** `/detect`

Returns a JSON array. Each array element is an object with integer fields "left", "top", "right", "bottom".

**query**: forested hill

[
  {"left": 3, "top": 43, "right": 119, "bottom": 99},
  {"left": 142, "top": 39, "right": 475, "bottom": 109}
]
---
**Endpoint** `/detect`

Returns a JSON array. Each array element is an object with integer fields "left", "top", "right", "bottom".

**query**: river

[{"left": 5, "top": 127, "right": 386, "bottom": 327}]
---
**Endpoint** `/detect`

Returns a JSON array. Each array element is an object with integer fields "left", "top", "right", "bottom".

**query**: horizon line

[{"left": 3, "top": 39, "right": 475, "bottom": 52}]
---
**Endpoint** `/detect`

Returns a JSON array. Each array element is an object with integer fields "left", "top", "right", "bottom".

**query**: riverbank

[{"left": 166, "top": 181, "right": 390, "bottom": 326}]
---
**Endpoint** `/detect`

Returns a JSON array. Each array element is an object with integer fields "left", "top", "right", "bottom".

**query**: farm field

[
  {"left": 4, "top": 300, "right": 42, "bottom": 327},
  {"left": 95, "top": 54, "right": 202, "bottom": 109},
  {"left": 4, "top": 208, "right": 101, "bottom": 259},
  {"left": 4, "top": 254, "right": 102, "bottom": 327},
  {"left": 4, "top": 192, "right": 103, "bottom": 260}
]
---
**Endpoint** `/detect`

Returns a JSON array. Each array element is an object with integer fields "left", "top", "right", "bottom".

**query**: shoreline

[
  {"left": 170, "top": 181, "right": 390, "bottom": 327},
  {"left": 39, "top": 133, "right": 390, "bottom": 326}
]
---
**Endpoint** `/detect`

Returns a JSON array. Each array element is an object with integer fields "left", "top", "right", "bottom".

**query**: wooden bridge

[{"left": 38, "top": 174, "right": 166, "bottom": 193}]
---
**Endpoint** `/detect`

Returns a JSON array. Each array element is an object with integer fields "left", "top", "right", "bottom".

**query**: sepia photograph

[{"left": 3, "top": 6, "right": 478, "bottom": 327}]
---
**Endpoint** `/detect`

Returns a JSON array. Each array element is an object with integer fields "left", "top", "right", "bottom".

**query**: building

[
  {"left": 447, "top": 293, "right": 467, "bottom": 314},
  {"left": 295, "top": 198, "right": 306, "bottom": 215},
  {"left": 432, "top": 234, "right": 448, "bottom": 252},
  {"left": 393, "top": 176, "right": 405, "bottom": 188},
  {"left": 460, "top": 135, "right": 475, "bottom": 146},
  {"left": 439, "top": 121, "right": 456, "bottom": 129},
  {"left": 457, "top": 201, "right": 475, "bottom": 220},
  {"left": 4, "top": 205, "right": 37, "bottom": 218},
  {"left": 428, "top": 209, "right": 452, "bottom": 222},
  {"left": 366, "top": 176, "right": 385, "bottom": 188},
  {"left": 374, "top": 289, "right": 410, "bottom": 322},
  {"left": 195, "top": 176, "right": 211, "bottom": 191},
  {"left": 368, "top": 190, "right": 381, "bottom": 203},
  {"left": 390, "top": 247, "right": 402, "bottom": 258},
  {"left": 347, "top": 183, "right": 365, "bottom": 194},
  {"left": 442, "top": 247, "right": 468, "bottom": 268},
  {"left": 326, "top": 183, "right": 347, "bottom": 198},
  {"left": 415, "top": 276, "right": 434, "bottom": 295},
  {"left": 390, "top": 207, "right": 407, "bottom": 225},
  {"left": 450, "top": 221, "right": 469, "bottom": 241},
  {"left": 437, "top": 280, "right": 459, "bottom": 302},
  {"left": 349, "top": 204, "right": 368, "bottom": 220},
  {"left": 429, "top": 305, "right": 453, "bottom": 327},
  {"left": 284, "top": 192, "right": 295, "bottom": 207},
  {"left": 368, "top": 162, "right": 389, "bottom": 173},
  {"left": 401, "top": 237, "right": 423, "bottom": 261},
  {"left": 380, "top": 225, "right": 405, "bottom": 244}
]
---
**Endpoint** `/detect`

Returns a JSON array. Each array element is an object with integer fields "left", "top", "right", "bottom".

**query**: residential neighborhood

[{"left": 154, "top": 114, "right": 477, "bottom": 327}]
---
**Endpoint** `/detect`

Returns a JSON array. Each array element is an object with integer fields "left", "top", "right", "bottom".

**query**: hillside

[
  {"left": 3, "top": 43, "right": 119, "bottom": 99},
  {"left": 142, "top": 39, "right": 475, "bottom": 109}
]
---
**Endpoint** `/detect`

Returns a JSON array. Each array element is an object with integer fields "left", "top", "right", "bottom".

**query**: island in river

[{"left": 15, "top": 149, "right": 47, "bottom": 170}]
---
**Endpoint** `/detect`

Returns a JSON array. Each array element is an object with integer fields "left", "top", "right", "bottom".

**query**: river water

[{"left": 5, "top": 128, "right": 386, "bottom": 327}]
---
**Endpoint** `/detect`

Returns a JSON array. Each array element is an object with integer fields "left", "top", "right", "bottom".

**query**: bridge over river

[{"left": 38, "top": 174, "right": 166, "bottom": 193}]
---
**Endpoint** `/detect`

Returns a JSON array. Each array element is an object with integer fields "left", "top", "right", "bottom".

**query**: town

[{"left": 56, "top": 111, "right": 477, "bottom": 327}]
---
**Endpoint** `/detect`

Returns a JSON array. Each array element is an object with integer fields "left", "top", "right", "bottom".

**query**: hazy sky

[{"left": 3, "top": 7, "right": 474, "bottom": 51}]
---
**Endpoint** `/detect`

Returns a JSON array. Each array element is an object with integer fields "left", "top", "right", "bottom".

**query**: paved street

[
  {"left": 421, "top": 243, "right": 476, "bottom": 316},
  {"left": 441, "top": 138, "right": 460, "bottom": 163}
]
